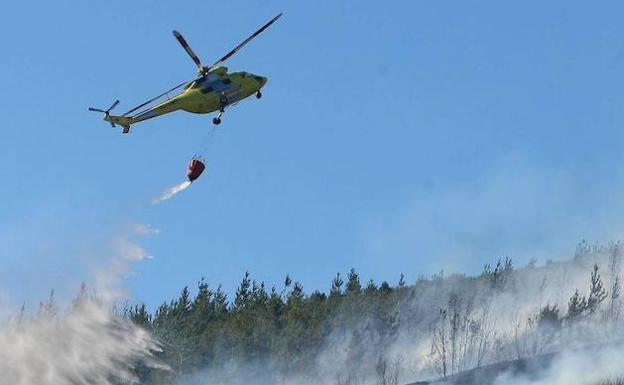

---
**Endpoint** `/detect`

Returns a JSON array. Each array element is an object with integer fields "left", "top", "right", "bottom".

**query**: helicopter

[{"left": 89, "top": 13, "right": 282, "bottom": 134}]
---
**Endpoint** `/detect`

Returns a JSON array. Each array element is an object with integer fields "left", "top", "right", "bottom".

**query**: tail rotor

[{"left": 88, "top": 100, "right": 120, "bottom": 127}]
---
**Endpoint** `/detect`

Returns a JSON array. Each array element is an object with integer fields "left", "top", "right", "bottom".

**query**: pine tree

[
  {"left": 192, "top": 278, "right": 214, "bottom": 336},
  {"left": 175, "top": 286, "right": 192, "bottom": 315},
  {"left": 346, "top": 268, "right": 361, "bottom": 294},
  {"left": 398, "top": 274, "right": 406, "bottom": 288},
  {"left": 537, "top": 304, "right": 561, "bottom": 332},
  {"left": 330, "top": 273, "right": 344, "bottom": 297},
  {"left": 365, "top": 279, "right": 378, "bottom": 294},
  {"left": 284, "top": 274, "right": 292, "bottom": 288},
  {"left": 379, "top": 281, "right": 392, "bottom": 295},
  {"left": 127, "top": 303, "right": 152, "bottom": 329},
  {"left": 193, "top": 278, "right": 212, "bottom": 314},
  {"left": 288, "top": 282, "right": 305, "bottom": 304},
  {"left": 234, "top": 272, "right": 252, "bottom": 310},
  {"left": 212, "top": 285, "right": 228, "bottom": 317},
  {"left": 567, "top": 289, "right": 587, "bottom": 320},
  {"left": 587, "top": 264, "right": 607, "bottom": 314}
]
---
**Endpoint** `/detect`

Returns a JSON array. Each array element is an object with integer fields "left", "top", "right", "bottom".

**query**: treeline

[
  {"left": 125, "top": 242, "right": 624, "bottom": 385},
  {"left": 126, "top": 270, "right": 406, "bottom": 384}
]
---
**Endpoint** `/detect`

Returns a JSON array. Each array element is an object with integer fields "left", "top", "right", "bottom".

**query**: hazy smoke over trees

[
  {"left": 0, "top": 289, "right": 160, "bottom": 385},
  {"left": 3, "top": 236, "right": 624, "bottom": 385},
  {"left": 0, "top": 224, "right": 162, "bottom": 385},
  {"left": 121, "top": 241, "right": 624, "bottom": 385}
]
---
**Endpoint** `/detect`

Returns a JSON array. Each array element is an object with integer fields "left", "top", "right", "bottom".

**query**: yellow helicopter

[{"left": 89, "top": 13, "right": 282, "bottom": 133}]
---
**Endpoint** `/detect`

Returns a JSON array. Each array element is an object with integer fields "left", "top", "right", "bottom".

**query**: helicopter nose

[{"left": 255, "top": 76, "right": 267, "bottom": 87}]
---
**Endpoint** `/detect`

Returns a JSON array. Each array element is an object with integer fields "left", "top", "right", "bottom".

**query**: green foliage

[
  {"left": 123, "top": 259, "right": 617, "bottom": 384},
  {"left": 126, "top": 269, "right": 407, "bottom": 384},
  {"left": 567, "top": 289, "right": 587, "bottom": 320},
  {"left": 398, "top": 274, "right": 406, "bottom": 288},
  {"left": 566, "top": 263, "right": 609, "bottom": 321},
  {"left": 537, "top": 304, "right": 561, "bottom": 332},
  {"left": 346, "top": 268, "right": 362, "bottom": 294},
  {"left": 587, "top": 264, "right": 607, "bottom": 314},
  {"left": 331, "top": 273, "right": 344, "bottom": 297}
]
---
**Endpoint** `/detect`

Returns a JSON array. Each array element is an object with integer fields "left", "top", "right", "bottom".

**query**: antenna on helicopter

[{"left": 88, "top": 100, "right": 120, "bottom": 127}]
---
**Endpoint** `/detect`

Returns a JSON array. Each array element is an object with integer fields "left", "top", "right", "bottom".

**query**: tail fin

[
  {"left": 89, "top": 100, "right": 131, "bottom": 132},
  {"left": 104, "top": 115, "right": 132, "bottom": 133}
]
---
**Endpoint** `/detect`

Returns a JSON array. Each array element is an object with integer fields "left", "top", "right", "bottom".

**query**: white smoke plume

[
  {"left": 153, "top": 181, "right": 192, "bottom": 204},
  {"left": 171, "top": 244, "right": 624, "bottom": 385},
  {"left": 492, "top": 345, "right": 624, "bottom": 385},
  {"left": 0, "top": 223, "right": 164, "bottom": 385},
  {"left": 0, "top": 298, "right": 161, "bottom": 385},
  {"left": 94, "top": 223, "right": 158, "bottom": 303}
]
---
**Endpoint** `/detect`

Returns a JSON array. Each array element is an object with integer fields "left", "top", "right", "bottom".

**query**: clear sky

[{"left": 2, "top": 0, "right": 624, "bottom": 309}]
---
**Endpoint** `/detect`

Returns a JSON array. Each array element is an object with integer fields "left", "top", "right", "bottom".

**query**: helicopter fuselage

[
  {"left": 104, "top": 69, "right": 267, "bottom": 130},
  {"left": 179, "top": 70, "right": 267, "bottom": 114},
  {"left": 127, "top": 69, "right": 266, "bottom": 122}
]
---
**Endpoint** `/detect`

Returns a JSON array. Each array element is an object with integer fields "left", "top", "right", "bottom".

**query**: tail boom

[{"left": 104, "top": 98, "right": 182, "bottom": 133}]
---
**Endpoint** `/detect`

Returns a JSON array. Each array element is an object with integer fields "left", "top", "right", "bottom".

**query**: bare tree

[
  {"left": 376, "top": 354, "right": 404, "bottom": 385},
  {"left": 430, "top": 293, "right": 487, "bottom": 377},
  {"left": 510, "top": 306, "right": 558, "bottom": 361},
  {"left": 608, "top": 248, "right": 622, "bottom": 322},
  {"left": 336, "top": 372, "right": 360, "bottom": 385},
  {"left": 430, "top": 309, "right": 448, "bottom": 379},
  {"left": 609, "top": 276, "right": 621, "bottom": 322},
  {"left": 474, "top": 300, "right": 495, "bottom": 368}
]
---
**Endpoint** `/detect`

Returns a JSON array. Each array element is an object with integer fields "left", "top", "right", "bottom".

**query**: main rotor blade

[
  {"left": 121, "top": 78, "right": 197, "bottom": 117},
  {"left": 88, "top": 107, "right": 107, "bottom": 113},
  {"left": 173, "top": 30, "right": 203, "bottom": 70},
  {"left": 209, "top": 12, "right": 283, "bottom": 70},
  {"left": 108, "top": 100, "right": 120, "bottom": 112}
]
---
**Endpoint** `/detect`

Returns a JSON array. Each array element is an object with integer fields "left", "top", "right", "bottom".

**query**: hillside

[{"left": 121, "top": 241, "right": 624, "bottom": 385}]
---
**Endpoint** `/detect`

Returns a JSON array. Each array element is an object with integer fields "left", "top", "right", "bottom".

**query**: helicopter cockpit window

[{"left": 185, "top": 77, "right": 204, "bottom": 89}]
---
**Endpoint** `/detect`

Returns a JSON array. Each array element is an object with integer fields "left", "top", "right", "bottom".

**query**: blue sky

[{"left": 2, "top": 1, "right": 624, "bottom": 309}]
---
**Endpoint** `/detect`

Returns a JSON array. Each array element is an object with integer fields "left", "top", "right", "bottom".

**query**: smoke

[
  {"left": 153, "top": 181, "right": 192, "bottom": 204},
  {"left": 363, "top": 155, "right": 624, "bottom": 278},
  {"left": 492, "top": 345, "right": 624, "bottom": 385},
  {"left": 0, "top": 223, "right": 163, "bottom": 385},
  {"left": 94, "top": 223, "right": 158, "bottom": 303},
  {"left": 0, "top": 298, "right": 161, "bottom": 385},
  {"left": 388, "top": 245, "right": 624, "bottom": 385},
  {"left": 169, "top": 244, "right": 624, "bottom": 385}
]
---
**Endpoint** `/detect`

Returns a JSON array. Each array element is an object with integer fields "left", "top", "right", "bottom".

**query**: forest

[{"left": 122, "top": 241, "right": 624, "bottom": 385}]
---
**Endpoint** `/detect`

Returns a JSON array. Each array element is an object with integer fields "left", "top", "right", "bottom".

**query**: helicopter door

[{"left": 216, "top": 78, "right": 243, "bottom": 105}]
